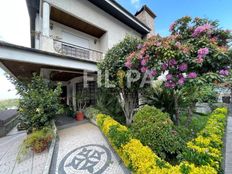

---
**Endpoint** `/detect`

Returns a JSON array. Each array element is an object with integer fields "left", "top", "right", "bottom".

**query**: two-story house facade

[{"left": 0, "top": 0, "right": 156, "bottom": 111}]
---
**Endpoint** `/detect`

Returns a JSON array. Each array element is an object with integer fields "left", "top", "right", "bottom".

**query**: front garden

[
  {"left": 96, "top": 107, "right": 227, "bottom": 174},
  {"left": 90, "top": 16, "right": 231, "bottom": 173},
  {"left": 8, "top": 16, "right": 232, "bottom": 173}
]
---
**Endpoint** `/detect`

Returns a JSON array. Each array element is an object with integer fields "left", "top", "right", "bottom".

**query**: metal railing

[{"left": 53, "top": 39, "right": 103, "bottom": 62}]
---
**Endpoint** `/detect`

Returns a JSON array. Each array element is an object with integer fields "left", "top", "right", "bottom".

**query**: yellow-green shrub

[
  {"left": 182, "top": 107, "right": 228, "bottom": 172},
  {"left": 96, "top": 108, "right": 227, "bottom": 174}
]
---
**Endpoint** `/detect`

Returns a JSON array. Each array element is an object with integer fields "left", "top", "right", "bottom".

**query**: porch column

[
  {"left": 72, "top": 83, "right": 77, "bottom": 111},
  {"left": 42, "top": 1, "right": 50, "bottom": 37}
]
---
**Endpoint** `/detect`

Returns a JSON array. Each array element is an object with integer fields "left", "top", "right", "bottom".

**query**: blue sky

[{"left": 117, "top": 0, "right": 232, "bottom": 36}]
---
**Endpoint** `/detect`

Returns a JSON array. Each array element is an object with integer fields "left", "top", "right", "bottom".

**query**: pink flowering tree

[
  {"left": 125, "top": 17, "right": 232, "bottom": 125},
  {"left": 99, "top": 17, "right": 231, "bottom": 125}
]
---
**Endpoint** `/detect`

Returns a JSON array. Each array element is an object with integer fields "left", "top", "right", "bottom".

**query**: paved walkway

[
  {"left": 50, "top": 122, "right": 128, "bottom": 174},
  {"left": 0, "top": 127, "right": 48, "bottom": 174},
  {"left": 225, "top": 105, "right": 232, "bottom": 174}
]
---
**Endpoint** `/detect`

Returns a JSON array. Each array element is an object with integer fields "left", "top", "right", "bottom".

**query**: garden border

[{"left": 42, "top": 120, "right": 57, "bottom": 174}]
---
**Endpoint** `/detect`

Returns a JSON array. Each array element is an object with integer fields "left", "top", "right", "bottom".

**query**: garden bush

[
  {"left": 9, "top": 74, "right": 64, "bottom": 132},
  {"left": 181, "top": 107, "right": 228, "bottom": 172},
  {"left": 131, "top": 105, "right": 185, "bottom": 160},
  {"left": 84, "top": 106, "right": 101, "bottom": 120},
  {"left": 96, "top": 113, "right": 221, "bottom": 174}
]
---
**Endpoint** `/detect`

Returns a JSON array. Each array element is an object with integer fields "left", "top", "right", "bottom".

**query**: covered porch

[{"left": 0, "top": 42, "right": 98, "bottom": 113}]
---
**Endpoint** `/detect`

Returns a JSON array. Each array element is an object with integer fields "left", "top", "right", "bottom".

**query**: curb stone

[{"left": 43, "top": 120, "right": 57, "bottom": 174}]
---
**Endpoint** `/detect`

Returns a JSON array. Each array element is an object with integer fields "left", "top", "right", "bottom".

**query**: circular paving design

[{"left": 58, "top": 144, "right": 112, "bottom": 174}]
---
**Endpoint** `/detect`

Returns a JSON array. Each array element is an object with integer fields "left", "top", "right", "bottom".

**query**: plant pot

[
  {"left": 32, "top": 140, "right": 48, "bottom": 153},
  {"left": 76, "top": 112, "right": 84, "bottom": 121}
]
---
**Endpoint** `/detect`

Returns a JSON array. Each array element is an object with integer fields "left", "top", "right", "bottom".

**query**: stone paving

[
  {"left": 225, "top": 105, "right": 232, "bottom": 174},
  {"left": 0, "top": 127, "right": 49, "bottom": 174},
  {"left": 51, "top": 122, "right": 128, "bottom": 174}
]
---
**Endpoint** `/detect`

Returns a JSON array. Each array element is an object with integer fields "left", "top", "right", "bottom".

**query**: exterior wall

[
  {"left": 40, "top": 0, "right": 142, "bottom": 53},
  {"left": 50, "top": 21, "right": 101, "bottom": 51}
]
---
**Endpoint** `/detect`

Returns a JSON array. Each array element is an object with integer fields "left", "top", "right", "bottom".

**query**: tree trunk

[
  {"left": 174, "top": 91, "right": 180, "bottom": 126},
  {"left": 186, "top": 103, "right": 194, "bottom": 126},
  {"left": 118, "top": 90, "right": 138, "bottom": 126}
]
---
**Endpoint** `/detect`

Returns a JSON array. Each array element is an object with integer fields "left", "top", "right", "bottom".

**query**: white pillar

[
  {"left": 72, "top": 83, "right": 77, "bottom": 111},
  {"left": 42, "top": 1, "right": 50, "bottom": 37}
]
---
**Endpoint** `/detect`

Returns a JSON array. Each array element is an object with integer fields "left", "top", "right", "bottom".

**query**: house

[{"left": 0, "top": 0, "right": 155, "bottom": 111}]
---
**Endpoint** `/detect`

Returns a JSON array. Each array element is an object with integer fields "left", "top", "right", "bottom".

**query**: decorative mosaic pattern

[
  {"left": 52, "top": 123, "right": 127, "bottom": 174},
  {"left": 58, "top": 144, "right": 111, "bottom": 174}
]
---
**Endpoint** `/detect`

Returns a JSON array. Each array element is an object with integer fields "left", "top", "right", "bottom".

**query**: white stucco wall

[
  {"left": 43, "top": 0, "right": 142, "bottom": 52},
  {"left": 50, "top": 21, "right": 101, "bottom": 51}
]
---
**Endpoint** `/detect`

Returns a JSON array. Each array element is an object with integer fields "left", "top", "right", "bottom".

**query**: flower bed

[{"left": 96, "top": 107, "right": 228, "bottom": 174}]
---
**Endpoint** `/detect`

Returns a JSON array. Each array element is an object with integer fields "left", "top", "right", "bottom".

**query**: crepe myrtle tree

[
  {"left": 99, "top": 17, "right": 231, "bottom": 125},
  {"left": 124, "top": 16, "right": 232, "bottom": 125}
]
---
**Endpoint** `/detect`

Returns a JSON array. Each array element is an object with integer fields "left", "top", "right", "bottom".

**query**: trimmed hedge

[
  {"left": 182, "top": 108, "right": 228, "bottom": 172},
  {"left": 96, "top": 107, "right": 228, "bottom": 174},
  {"left": 131, "top": 105, "right": 185, "bottom": 159}
]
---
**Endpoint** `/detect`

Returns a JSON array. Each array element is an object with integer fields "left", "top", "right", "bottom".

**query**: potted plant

[{"left": 75, "top": 90, "right": 88, "bottom": 121}]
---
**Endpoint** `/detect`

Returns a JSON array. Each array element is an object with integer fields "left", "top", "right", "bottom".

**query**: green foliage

[
  {"left": 0, "top": 99, "right": 19, "bottom": 111},
  {"left": 10, "top": 74, "right": 64, "bottom": 131},
  {"left": 84, "top": 106, "right": 101, "bottom": 120},
  {"left": 98, "top": 35, "right": 142, "bottom": 91},
  {"left": 18, "top": 127, "right": 54, "bottom": 161},
  {"left": 142, "top": 80, "right": 176, "bottom": 117},
  {"left": 96, "top": 88, "right": 125, "bottom": 124},
  {"left": 131, "top": 105, "right": 185, "bottom": 160},
  {"left": 144, "top": 80, "right": 217, "bottom": 122},
  {"left": 108, "top": 125, "right": 132, "bottom": 148},
  {"left": 177, "top": 114, "right": 210, "bottom": 143},
  {"left": 180, "top": 108, "right": 228, "bottom": 172}
]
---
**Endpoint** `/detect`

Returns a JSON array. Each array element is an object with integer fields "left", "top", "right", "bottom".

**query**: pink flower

[
  {"left": 192, "top": 24, "right": 213, "bottom": 37},
  {"left": 178, "top": 63, "right": 188, "bottom": 71},
  {"left": 150, "top": 70, "right": 157, "bottom": 77},
  {"left": 155, "top": 42, "right": 161, "bottom": 47},
  {"left": 169, "top": 59, "right": 177, "bottom": 66},
  {"left": 198, "top": 48, "right": 209, "bottom": 57},
  {"left": 196, "top": 57, "right": 204, "bottom": 64},
  {"left": 141, "top": 59, "right": 147, "bottom": 66},
  {"left": 125, "top": 61, "right": 132, "bottom": 68},
  {"left": 162, "top": 63, "right": 168, "bottom": 71},
  {"left": 141, "top": 67, "right": 148, "bottom": 73},
  {"left": 137, "top": 44, "right": 143, "bottom": 49},
  {"left": 169, "top": 22, "right": 176, "bottom": 32},
  {"left": 219, "top": 69, "right": 229, "bottom": 76},
  {"left": 175, "top": 42, "right": 181, "bottom": 48},
  {"left": 187, "top": 72, "right": 197, "bottom": 79},
  {"left": 165, "top": 81, "right": 176, "bottom": 89},
  {"left": 178, "top": 78, "right": 185, "bottom": 86},
  {"left": 166, "top": 74, "right": 173, "bottom": 80}
]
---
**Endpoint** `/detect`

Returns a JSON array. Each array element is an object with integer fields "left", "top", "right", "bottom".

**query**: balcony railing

[{"left": 53, "top": 39, "right": 103, "bottom": 62}]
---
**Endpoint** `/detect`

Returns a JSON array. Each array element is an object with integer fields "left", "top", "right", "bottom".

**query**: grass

[
  {"left": 0, "top": 99, "right": 19, "bottom": 111},
  {"left": 177, "top": 113, "right": 210, "bottom": 143}
]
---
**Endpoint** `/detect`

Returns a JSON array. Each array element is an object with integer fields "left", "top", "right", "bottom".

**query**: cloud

[{"left": 130, "top": 0, "right": 141, "bottom": 9}]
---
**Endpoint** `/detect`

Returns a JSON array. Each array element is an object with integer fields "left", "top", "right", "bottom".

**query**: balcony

[{"left": 53, "top": 39, "right": 103, "bottom": 62}]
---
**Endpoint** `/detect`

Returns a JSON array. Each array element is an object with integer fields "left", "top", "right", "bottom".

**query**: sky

[
  {"left": 0, "top": 0, "right": 231, "bottom": 100},
  {"left": 0, "top": 0, "right": 30, "bottom": 100}
]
